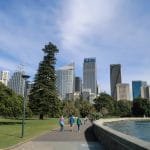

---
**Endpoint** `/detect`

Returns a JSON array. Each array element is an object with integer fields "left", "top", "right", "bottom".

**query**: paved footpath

[{"left": 12, "top": 122, "right": 105, "bottom": 150}]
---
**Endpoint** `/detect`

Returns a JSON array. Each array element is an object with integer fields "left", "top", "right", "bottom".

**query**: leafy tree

[
  {"left": 0, "top": 82, "right": 22, "bottom": 118},
  {"left": 29, "top": 42, "right": 62, "bottom": 119},
  {"left": 132, "top": 98, "right": 150, "bottom": 117},
  {"left": 79, "top": 100, "right": 95, "bottom": 118},
  {"left": 94, "top": 93, "right": 114, "bottom": 116},
  {"left": 62, "top": 100, "right": 79, "bottom": 117},
  {"left": 117, "top": 100, "right": 132, "bottom": 117}
]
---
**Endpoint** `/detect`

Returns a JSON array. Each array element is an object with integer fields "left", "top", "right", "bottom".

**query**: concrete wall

[{"left": 93, "top": 118, "right": 150, "bottom": 150}]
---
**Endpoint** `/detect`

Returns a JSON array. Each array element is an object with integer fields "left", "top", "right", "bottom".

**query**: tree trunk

[{"left": 39, "top": 114, "right": 44, "bottom": 120}]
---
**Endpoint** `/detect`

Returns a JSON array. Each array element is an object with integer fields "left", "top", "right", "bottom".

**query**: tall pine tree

[{"left": 29, "top": 42, "right": 62, "bottom": 119}]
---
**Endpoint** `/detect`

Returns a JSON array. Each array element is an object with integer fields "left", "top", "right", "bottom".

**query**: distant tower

[
  {"left": 116, "top": 83, "right": 130, "bottom": 100},
  {"left": 56, "top": 63, "right": 75, "bottom": 100},
  {"left": 83, "top": 58, "right": 97, "bottom": 95},
  {"left": 141, "top": 85, "right": 150, "bottom": 100},
  {"left": 8, "top": 71, "right": 26, "bottom": 96},
  {"left": 75, "top": 77, "right": 82, "bottom": 93},
  {"left": 0, "top": 71, "right": 10, "bottom": 86},
  {"left": 110, "top": 64, "right": 122, "bottom": 100},
  {"left": 132, "top": 81, "right": 147, "bottom": 100}
]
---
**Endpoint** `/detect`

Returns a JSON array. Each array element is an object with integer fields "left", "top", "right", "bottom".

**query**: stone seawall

[{"left": 93, "top": 118, "right": 150, "bottom": 150}]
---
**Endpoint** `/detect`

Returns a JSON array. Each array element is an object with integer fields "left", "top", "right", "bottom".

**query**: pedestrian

[
  {"left": 69, "top": 115, "right": 75, "bottom": 132},
  {"left": 77, "top": 117, "right": 82, "bottom": 132},
  {"left": 83, "top": 116, "right": 87, "bottom": 125},
  {"left": 59, "top": 115, "right": 64, "bottom": 131}
]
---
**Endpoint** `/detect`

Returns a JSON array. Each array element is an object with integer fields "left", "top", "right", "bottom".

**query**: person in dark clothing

[{"left": 77, "top": 117, "right": 82, "bottom": 132}]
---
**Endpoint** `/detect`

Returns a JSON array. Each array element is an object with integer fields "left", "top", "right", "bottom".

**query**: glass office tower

[
  {"left": 132, "top": 81, "right": 147, "bottom": 100},
  {"left": 83, "top": 58, "right": 97, "bottom": 94},
  {"left": 110, "top": 64, "right": 122, "bottom": 100}
]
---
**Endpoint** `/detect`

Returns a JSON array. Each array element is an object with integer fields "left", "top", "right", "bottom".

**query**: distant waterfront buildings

[
  {"left": 132, "top": 81, "right": 147, "bottom": 100},
  {"left": 141, "top": 85, "right": 150, "bottom": 100},
  {"left": 8, "top": 71, "right": 26, "bottom": 96},
  {"left": 75, "top": 76, "right": 82, "bottom": 93},
  {"left": 110, "top": 64, "right": 122, "bottom": 100},
  {"left": 116, "top": 83, "right": 130, "bottom": 100},
  {"left": 56, "top": 63, "right": 75, "bottom": 100},
  {"left": 83, "top": 58, "right": 97, "bottom": 95},
  {"left": 0, "top": 71, "right": 9, "bottom": 86}
]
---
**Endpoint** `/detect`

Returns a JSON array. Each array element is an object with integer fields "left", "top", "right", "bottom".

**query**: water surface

[{"left": 106, "top": 120, "right": 150, "bottom": 142}]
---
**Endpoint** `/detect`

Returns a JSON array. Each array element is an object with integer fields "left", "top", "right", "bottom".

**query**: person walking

[
  {"left": 77, "top": 117, "right": 82, "bottom": 132},
  {"left": 59, "top": 116, "right": 64, "bottom": 132},
  {"left": 69, "top": 115, "right": 75, "bottom": 132}
]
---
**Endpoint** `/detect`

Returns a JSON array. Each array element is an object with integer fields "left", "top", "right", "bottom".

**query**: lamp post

[{"left": 21, "top": 74, "right": 30, "bottom": 138}]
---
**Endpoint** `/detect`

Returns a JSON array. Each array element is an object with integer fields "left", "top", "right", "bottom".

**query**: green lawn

[{"left": 0, "top": 118, "right": 59, "bottom": 149}]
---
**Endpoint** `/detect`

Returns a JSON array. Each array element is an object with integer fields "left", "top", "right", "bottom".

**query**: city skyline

[{"left": 0, "top": 0, "right": 150, "bottom": 93}]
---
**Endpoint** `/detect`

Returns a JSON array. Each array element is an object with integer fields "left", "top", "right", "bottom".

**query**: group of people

[{"left": 59, "top": 115, "right": 84, "bottom": 132}]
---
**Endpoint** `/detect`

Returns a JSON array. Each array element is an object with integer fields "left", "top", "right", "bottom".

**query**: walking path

[{"left": 11, "top": 122, "right": 104, "bottom": 150}]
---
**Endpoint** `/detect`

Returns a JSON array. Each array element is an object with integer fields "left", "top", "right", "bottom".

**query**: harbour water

[{"left": 106, "top": 120, "right": 150, "bottom": 142}]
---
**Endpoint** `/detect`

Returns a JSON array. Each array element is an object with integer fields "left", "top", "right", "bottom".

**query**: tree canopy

[
  {"left": 29, "top": 42, "right": 62, "bottom": 119},
  {"left": 94, "top": 93, "right": 114, "bottom": 116},
  {"left": 132, "top": 98, "right": 150, "bottom": 117},
  {"left": 0, "top": 82, "right": 22, "bottom": 118}
]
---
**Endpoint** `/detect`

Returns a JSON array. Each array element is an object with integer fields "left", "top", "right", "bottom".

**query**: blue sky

[{"left": 0, "top": 0, "right": 150, "bottom": 94}]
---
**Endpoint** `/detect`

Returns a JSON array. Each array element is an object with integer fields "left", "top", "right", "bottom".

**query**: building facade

[
  {"left": 83, "top": 58, "right": 97, "bottom": 95},
  {"left": 110, "top": 64, "right": 122, "bottom": 100},
  {"left": 8, "top": 71, "right": 26, "bottom": 96},
  {"left": 132, "top": 81, "right": 147, "bottom": 100},
  {"left": 0, "top": 71, "right": 9, "bottom": 86},
  {"left": 141, "top": 86, "right": 150, "bottom": 100},
  {"left": 75, "top": 76, "right": 82, "bottom": 93},
  {"left": 56, "top": 63, "right": 75, "bottom": 100},
  {"left": 116, "top": 83, "right": 130, "bottom": 100}
]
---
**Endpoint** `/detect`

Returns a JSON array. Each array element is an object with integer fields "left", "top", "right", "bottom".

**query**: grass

[{"left": 0, "top": 118, "right": 59, "bottom": 149}]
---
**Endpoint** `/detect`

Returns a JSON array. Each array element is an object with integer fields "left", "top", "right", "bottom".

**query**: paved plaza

[{"left": 11, "top": 122, "right": 104, "bottom": 150}]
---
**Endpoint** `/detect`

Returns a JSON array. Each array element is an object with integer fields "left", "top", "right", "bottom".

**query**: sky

[{"left": 0, "top": 0, "right": 150, "bottom": 94}]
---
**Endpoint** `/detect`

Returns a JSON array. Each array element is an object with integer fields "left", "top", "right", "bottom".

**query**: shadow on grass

[{"left": 0, "top": 122, "right": 22, "bottom": 125}]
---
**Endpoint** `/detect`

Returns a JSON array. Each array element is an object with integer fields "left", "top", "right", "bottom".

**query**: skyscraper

[
  {"left": 0, "top": 71, "right": 9, "bottom": 86},
  {"left": 116, "top": 83, "right": 130, "bottom": 100},
  {"left": 110, "top": 64, "right": 122, "bottom": 100},
  {"left": 75, "top": 76, "right": 82, "bottom": 93},
  {"left": 83, "top": 58, "right": 97, "bottom": 95},
  {"left": 56, "top": 63, "right": 75, "bottom": 100},
  {"left": 141, "top": 86, "right": 150, "bottom": 100},
  {"left": 8, "top": 71, "right": 26, "bottom": 96},
  {"left": 132, "top": 81, "right": 147, "bottom": 100}
]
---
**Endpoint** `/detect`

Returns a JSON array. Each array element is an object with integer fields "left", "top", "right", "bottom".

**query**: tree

[
  {"left": 29, "top": 42, "right": 62, "bottom": 119},
  {"left": 79, "top": 100, "right": 95, "bottom": 118},
  {"left": 0, "top": 82, "right": 22, "bottom": 118},
  {"left": 132, "top": 98, "right": 150, "bottom": 117},
  {"left": 94, "top": 93, "right": 114, "bottom": 116},
  {"left": 62, "top": 100, "right": 79, "bottom": 117},
  {"left": 117, "top": 100, "right": 132, "bottom": 117}
]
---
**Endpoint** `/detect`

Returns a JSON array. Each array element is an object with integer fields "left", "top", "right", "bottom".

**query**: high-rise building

[
  {"left": 83, "top": 58, "right": 97, "bottom": 95},
  {"left": 132, "top": 81, "right": 147, "bottom": 100},
  {"left": 75, "top": 76, "right": 82, "bottom": 93},
  {"left": 8, "top": 71, "right": 26, "bottom": 96},
  {"left": 97, "top": 84, "right": 101, "bottom": 96},
  {"left": 141, "top": 86, "right": 150, "bottom": 100},
  {"left": 110, "top": 64, "right": 122, "bottom": 100},
  {"left": 0, "top": 71, "right": 9, "bottom": 86},
  {"left": 116, "top": 83, "right": 130, "bottom": 100},
  {"left": 56, "top": 63, "right": 75, "bottom": 100}
]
